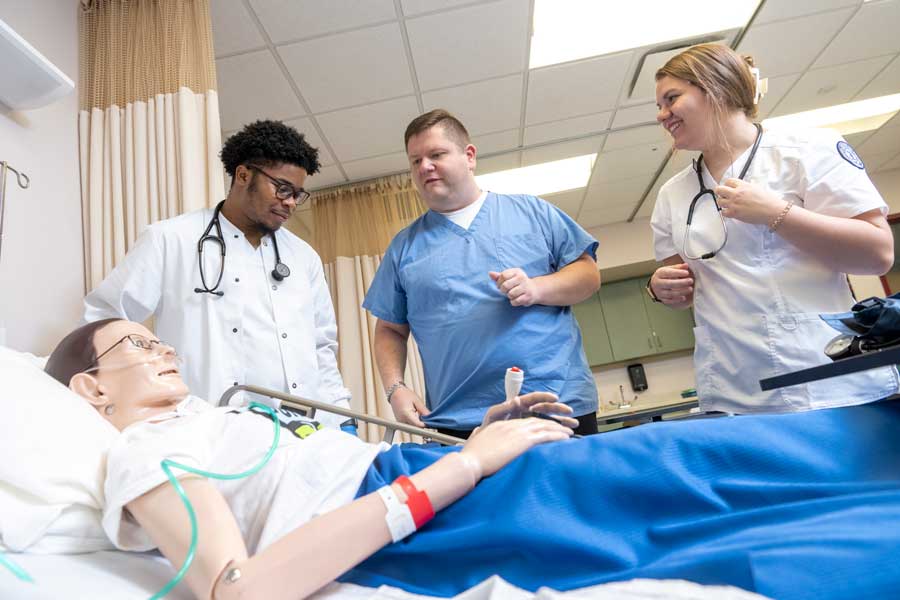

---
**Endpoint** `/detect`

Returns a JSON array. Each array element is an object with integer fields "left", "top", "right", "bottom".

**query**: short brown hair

[
  {"left": 656, "top": 43, "right": 759, "bottom": 139},
  {"left": 45, "top": 318, "right": 122, "bottom": 387},
  {"left": 404, "top": 109, "right": 471, "bottom": 150}
]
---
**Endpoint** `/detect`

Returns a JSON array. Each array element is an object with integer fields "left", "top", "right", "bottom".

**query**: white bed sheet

[{"left": 1, "top": 551, "right": 770, "bottom": 600}]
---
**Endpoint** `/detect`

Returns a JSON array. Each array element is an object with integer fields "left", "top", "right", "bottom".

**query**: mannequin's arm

[{"left": 127, "top": 419, "right": 571, "bottom": 600}]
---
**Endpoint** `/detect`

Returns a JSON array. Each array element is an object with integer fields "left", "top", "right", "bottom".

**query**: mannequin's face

[{"left": 71, "top": 320, "right": 189, "bottom": 430}]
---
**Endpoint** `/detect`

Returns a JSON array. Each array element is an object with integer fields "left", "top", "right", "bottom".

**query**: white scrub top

[
  {"left": 651, "top": 127, "right": 898, "bottom": 414},
  {"left": 83, "top": 207, "right": 351, "bottom": 426}
]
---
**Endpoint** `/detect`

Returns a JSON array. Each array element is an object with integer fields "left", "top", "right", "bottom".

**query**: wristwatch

[
  {"left": 645, "top": 277, "right": 663, "bottom": 303},
  {"left": 385, "top": 380, "right": 408, "bottom": 404}
]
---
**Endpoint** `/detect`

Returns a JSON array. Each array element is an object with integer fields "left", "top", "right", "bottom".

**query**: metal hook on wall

[{"left": 1, "top": 160, "right": 31, "bottom": 264}]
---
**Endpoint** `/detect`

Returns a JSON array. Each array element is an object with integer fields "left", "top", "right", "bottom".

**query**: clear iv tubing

[{"left": 150, "top": 401, "right": 280, "bottom": 600}]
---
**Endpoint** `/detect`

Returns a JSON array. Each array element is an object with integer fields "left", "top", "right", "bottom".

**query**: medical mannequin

[
  {"left": 45, "top": 318, "right": 574, "bottom": 600},
  {"left": 42, "top": 318, "right": 900, "bottom": 600},
  {"left": 648, "top": 43, "right": 898, "bottom": 414}
]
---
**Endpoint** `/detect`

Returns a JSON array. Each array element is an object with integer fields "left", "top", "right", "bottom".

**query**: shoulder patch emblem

[{"left": 836, "top": 140, "right": 865, "bottom": 170}]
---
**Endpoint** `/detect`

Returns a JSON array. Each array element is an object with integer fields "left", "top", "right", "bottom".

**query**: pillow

[{"left": 0, "top": 345, "right": 117, "bottom": 553}]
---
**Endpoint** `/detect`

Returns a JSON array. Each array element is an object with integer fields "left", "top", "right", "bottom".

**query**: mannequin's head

[{"left": 46, "top": 319, "right": 189, "bottom": 430}]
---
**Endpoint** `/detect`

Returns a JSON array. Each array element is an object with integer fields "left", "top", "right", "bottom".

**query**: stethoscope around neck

[
  {"left": 682, "top": 122, "right": 763, "bottom": 261},
  {"left": 194, "top": 200, "right": 291, "bottom": 297}
]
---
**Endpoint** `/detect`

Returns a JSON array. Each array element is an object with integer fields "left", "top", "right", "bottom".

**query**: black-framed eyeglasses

[
  {"left": 91, "top": 334, "right": 169, "bottom": 368},
  {"left": 248, "top": 165, "right": 311, "bottom": 205}
]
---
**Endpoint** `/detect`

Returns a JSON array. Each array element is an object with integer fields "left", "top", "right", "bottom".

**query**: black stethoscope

[
  {"left": 682, "top": 122, "right": 763, "bottom": 260},
  {"left": 194, "top": 200, "right": 291, "bottom": 297}
]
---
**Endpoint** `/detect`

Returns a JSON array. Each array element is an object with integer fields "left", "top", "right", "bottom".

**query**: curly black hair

[{"left": 220, "top": 120, "right": 321, "bottom": 178}]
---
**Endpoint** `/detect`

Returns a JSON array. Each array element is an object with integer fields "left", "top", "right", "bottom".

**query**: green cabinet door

[
  {"left": 599, "top": 279, "right": 655, "bottom": 362},
  {"left": 572, "top": 294, "right": 614, "bottom": 366},
  {"left": 643, "top": 293, "right": 695, "bottom": 353}
]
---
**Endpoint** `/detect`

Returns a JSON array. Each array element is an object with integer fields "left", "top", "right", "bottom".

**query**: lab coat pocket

[
  {"left": 495, "top": 233, "right": 552, "bottom": 278},
  {"left": 763, "top": 312, "right": 897, "bottom": 411}
]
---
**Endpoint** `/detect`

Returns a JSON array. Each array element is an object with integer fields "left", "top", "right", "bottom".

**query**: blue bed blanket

[{"left": 342, "top": 400, "right": 900, "bottom": 599}]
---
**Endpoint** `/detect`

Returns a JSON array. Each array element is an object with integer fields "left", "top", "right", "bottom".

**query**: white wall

[{"left": 0, "top": 0, "right": 82, "bottom": 354}]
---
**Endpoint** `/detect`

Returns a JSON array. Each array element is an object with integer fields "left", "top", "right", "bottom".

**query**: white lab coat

[
  {"left": 651, "top": 127, "right": 898, "bottom": 414},
  {"left": 83, "top": 207, "right": 351, "bottom": 426}
]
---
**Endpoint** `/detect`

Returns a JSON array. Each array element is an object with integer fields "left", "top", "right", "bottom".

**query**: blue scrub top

[{"left": 363, "top": 193, "right": 599, "bottom": 429}]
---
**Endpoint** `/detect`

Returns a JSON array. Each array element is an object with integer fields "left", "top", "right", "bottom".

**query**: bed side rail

[{"left": 217, "top": 384, "right": 465, "bottom": 446}]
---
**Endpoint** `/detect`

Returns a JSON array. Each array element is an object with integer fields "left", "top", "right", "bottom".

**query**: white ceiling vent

[{"left": 0, "top": 18, "right": 74, "bottom": 111}]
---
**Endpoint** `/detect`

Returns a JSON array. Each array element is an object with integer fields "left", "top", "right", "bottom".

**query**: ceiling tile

[
  {"left": 306, "top": 165, "right": 347, "bottom": 191},
  {"left": 249, "top": 0, "right": 397, "bottom": 44},
  {"left": 523, "top": 111, "right": 613, "bottom": 146},
  {"left": 591, "top": 143, "right": 668, "bottom": 184},
  {"left": 815, "top": 0, "right": 900, "bottom": 67},
  {"left": 476, "top": 151, "right": 521, "bottom": 174},
  {"left": 521, "top": 136, "right": 605, "bottom": 167},
  {"left": 737, "top": 9, "right": 855, "bottom": 78},
  {"left": 472, "top": 129, "right": 520, "bottom": 155},
  {"left": 636, "top": 195, "right": 655, "bottom": 219},
  {"left": 342, "top": 152, "right": 410, "bottom": 181},
  {"left": 857, "top": 125, "right": 900, "bottom": 157},
  {"left": 422, "top": 74, "right": 523, "bottom": 135},
  {"left": 579, "top": 203, "right": 636, "bottom": 228},
  {"left": 584, "top": 173, "right": 654, "bottom": 209},
  {"left": 282, "top": 117, "right": 335, "bottom": 166},
  {"left": 843, "top": 130, "right": 874, "bottom": 148},
  {"left": 210, "top": 0, "right": 265, "bottom": 57},
  {"left": 401, "top": 0, "right": 474, "bottom": 16},
  {"left": 542, "top": 188, "right": 585, "bottom": 218},
  {"left": 754, "top": 0, "right": 861, "bottom": 25},
  {"left": 855, "top": 54, "right": 900, "bottom": 100},
  {"left": 859, "top": 151, "right": 896, "bottom": 172},
  {"left": 773, "top": 55, "right": 893, "bottom": 116},
  {"left": 877, "top": 152, "right": 900, "bottom": 172},
  {"left": 279, "top": 23, "right": 413, "bottom": 113},
  {"left": 526, "top": 52, "right": 632, "bottom": 124},
  {"left": 603, "top": 125, "right": 669, "bottom": 152},
  {"left": 216, "top": 50, "right": 305, "bottom": 131},
  {"left": 316, "top": 96, "right": 421, "bottom": 162},
  {"left": 637, "top": 151, "right": 695, "bottom": 219},
  {"left": 757, "top": 73, "right": 801, "bottom": 119},
  {"left": 610, "top": 102, "right": 657, "bottom": 129},
  {"left": 406, "top": 0, "right": 529, "bottom": 91}
]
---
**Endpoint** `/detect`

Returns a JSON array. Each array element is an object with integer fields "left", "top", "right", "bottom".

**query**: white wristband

[{"left": 376, "top": 485, "right": 416, "bottom": 543}]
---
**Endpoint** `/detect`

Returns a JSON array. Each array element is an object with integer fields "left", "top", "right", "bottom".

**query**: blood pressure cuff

[{"left": 820, "top": 292, "right": 900, "bottom": 344}]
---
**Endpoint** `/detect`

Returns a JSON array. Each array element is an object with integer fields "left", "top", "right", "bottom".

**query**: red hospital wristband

[{"left": 394, "top": 475, "right": 434, "bottom": 528}]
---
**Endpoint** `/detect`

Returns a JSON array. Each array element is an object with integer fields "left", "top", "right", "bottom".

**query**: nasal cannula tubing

[{"left": 0, "top": 401, "right": 281, "bottom": 599}]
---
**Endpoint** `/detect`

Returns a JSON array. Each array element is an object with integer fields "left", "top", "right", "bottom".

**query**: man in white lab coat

[{"left": 83, "top": 120, "right": 351, "bottom": 426}]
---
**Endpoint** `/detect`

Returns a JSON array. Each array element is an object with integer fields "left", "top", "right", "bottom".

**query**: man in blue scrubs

[{"left": 363, "top": 109, "right": 601, "bottom": 438}]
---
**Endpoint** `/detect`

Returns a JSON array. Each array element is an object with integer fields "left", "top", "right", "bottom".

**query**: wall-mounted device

[
  {"left": 627, "top": 363, "right": 648, "bottom": 392},
  {"left": 0, "top": 18, "right": 75, "bottom": 111}
]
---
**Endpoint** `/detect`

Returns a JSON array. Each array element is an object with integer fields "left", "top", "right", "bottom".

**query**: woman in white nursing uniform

[{"left": 647, "top": 43, "right": 898, "bottom": 414}]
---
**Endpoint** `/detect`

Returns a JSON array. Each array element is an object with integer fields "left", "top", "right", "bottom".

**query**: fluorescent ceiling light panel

[
  {"left": 529, "top": 0, "right": 757, "bottom": 69},
  {"left": 475, "top": 154, "right": 596, "bottom": 196},
  {"left": 763, "top": 93, "right": 900, "bottom": 136}
]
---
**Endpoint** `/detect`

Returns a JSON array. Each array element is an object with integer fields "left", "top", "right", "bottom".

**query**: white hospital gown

[{"left": 102, "top": 397, "right": 384, "bottom": 553}]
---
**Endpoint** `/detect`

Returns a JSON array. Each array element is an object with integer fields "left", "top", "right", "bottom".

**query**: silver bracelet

[{"left": 385, "top": 380, "right": 408, "bottom": 404}]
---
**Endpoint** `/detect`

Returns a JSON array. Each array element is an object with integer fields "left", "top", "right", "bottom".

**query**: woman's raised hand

[{"left": 480, "top": 391, "right": 579, "bottom": 428}]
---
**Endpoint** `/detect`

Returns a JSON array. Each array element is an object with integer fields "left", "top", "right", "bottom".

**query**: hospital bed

[{"left": 1, "top": 383, "right": 770, "bottom": 600}]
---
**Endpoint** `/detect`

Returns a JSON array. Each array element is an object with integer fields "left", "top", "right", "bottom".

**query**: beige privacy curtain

[
  {"left": 78, "top": 0, "right": 224, "bottom": 290},
  {"left": 294, "top": 175, "right": 428, "bottom": 442}
]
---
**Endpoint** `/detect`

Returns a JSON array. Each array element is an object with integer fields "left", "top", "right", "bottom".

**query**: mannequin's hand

[
  {"left": 649, "top": 264, "right": 694, "bottom": 306},
  {"left": 489, "top": 268, "right": 542, "bottom": 307},
  {"left": 715, "top": 179, "right": 784, "bottom": 225},
  {"left": 462, "top": 418, "right": 572, "bottom": 478},
  {"left": 388, "top": 386, "right": 430, "bottom": 427},
  {"left": 481, "top": 391, "right": 579, "bottom": 429}
]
